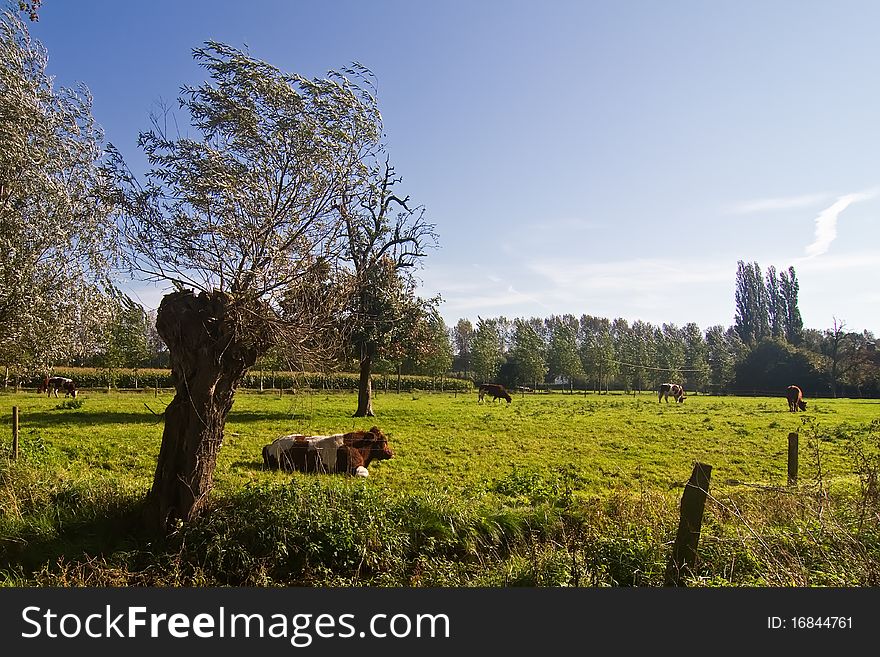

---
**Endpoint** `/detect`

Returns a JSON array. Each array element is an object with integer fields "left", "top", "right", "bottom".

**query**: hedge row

[{"left": 27, "top": 367, "right": 474, "bottom": 393}]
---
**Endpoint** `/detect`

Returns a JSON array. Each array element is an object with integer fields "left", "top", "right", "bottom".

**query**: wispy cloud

[
  {"left": 526, "top": 258, "right": 733, "bottom": 292},
  {"left": 792, "top": 250, "right": 880, "bottom": 272},
  {"left": 804, "top": 190, "right": 877, "bottom": 258},
  {"left": 728, "top": 193, "right": 830, "bottom": 214},
  {"left": 417, "top": 251, "right": 880, "bottom": 329},
  {"left": 415, "top": 266, "right": 547, "bottom": 315}
]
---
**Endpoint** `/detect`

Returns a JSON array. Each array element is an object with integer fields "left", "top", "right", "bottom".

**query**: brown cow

[
  {"left": 786, "top": 385, "right": 807, "bottom": 412},
  {"left": 658, "top": 383, "right": 685, "bottom": 403},
  {"left": 262, "top": 426, "right": 393, "bottom": 476},
  {"left": 479, "top": 383, "right": 512, "bottom": 403}
]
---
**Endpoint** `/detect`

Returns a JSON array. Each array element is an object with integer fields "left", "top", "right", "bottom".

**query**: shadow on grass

[
  {"left": 230, "top": 459, "right": 267, "bottom": 473},
  {"left": 1, "top": 497, "right": 155, "bottom": 581},
  {"left": 227, "top": 410, "right": 314, "bottom": 423},
  {"left": 14, "top": 410, "right": 166, "bottom": 428}
]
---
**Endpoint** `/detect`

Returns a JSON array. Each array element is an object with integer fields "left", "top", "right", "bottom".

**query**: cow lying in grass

[{"left": 262, "top": 426, "right": 393, "bottom": 477}]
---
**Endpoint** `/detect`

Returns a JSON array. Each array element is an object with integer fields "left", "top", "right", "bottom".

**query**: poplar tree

[
  {"left": 471, "top": 317, "right": 503, "bottom": 384},
  {"left": 734, "top": 260, "right": 769, "bottom": 345},
  {"left": 779, "top": 266, "right": 803, "bottom": 345},
  {"left": 510, "top": 318, "right": 547, "bottom": 389}
]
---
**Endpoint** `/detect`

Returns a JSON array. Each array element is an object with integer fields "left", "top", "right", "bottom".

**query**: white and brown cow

[
  {"left": 658, "top": 382, "right": 686, "bottom": 403},
  {"left": 38, "top": 376, "right": 77, "bottom": 398},
  {"left": 262, "top": 426, "right": 393, "bottom": 477}
]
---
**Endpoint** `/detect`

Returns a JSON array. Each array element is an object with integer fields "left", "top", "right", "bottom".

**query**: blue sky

[{"left": 27, "top": 0, "right": 880, "bottom": 334}]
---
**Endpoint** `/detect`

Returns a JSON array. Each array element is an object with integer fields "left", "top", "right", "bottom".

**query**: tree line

[{"left": 448, "top": 262, "right": 879, "bottom": 398}]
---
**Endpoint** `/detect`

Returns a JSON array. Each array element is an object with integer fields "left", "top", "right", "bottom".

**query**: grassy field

[
  {"left": 2, "top": 388, "right": 879, "bottom": 586},
  {"left": 2, "top": 388, "right": 875, "bottom": 496}
]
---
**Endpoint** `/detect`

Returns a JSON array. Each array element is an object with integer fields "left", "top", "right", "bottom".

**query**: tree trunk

[
  {"left": 354, "top": 348, "right": 375, "bottom": 417},
  {"left": 147, "top": 290, "right": 265, "bottom": 533}
]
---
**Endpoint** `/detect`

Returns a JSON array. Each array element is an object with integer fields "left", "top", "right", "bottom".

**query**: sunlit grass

[
  {"left": 2, "top": 388, "right": 878, "bottom": 586},
  {"left": 3, "top": 388, "right": 874, "bottom": 499}
]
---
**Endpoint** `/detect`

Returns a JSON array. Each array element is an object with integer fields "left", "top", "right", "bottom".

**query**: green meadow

[
  {"left": 4, "top": 388, "right": 874, "bottom": 494},
  {"left": 2, "top": 389, "right": 879, "bottom": 586}
]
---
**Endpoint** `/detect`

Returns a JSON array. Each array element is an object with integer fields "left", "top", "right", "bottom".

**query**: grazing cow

[
  {"left": 658, "top": 382, "right": 685, "bottom": 403},
  {"left": 262, "top": 426, "right": 393, "bottom": 477},
  {"left": 478, "top": 383, "right": 512, "bottom": 403},
  {"left": 38, "top": 376, "right": 77, "bottom": 399},
  {"left": 786, "top": 385, "right": 807, "bottom": 412}
]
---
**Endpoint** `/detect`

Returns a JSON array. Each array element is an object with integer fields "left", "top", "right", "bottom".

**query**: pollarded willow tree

[
  {"left": 107, "top": 42, "right": 385, "bottom": 532},
  {"left": 0, "top": 9, "right": 116, "bottom": 377}
]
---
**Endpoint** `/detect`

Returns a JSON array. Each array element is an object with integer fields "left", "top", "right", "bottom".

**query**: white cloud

[
  {"left": 526, "top": 258, "right": 733, "bottom": 292},
  {"left": 728, "top": 193, "right": 830, "bottom": 214},
  {"left": 416, "top": 265, "right": 547, "bottom": 316},
  {"left": 116, "top": 278, "right": 172, "bottom": 311},
  {"left": 418, "top": 250, "right": 880, "bottom": 330},
  {"left": 791, "top": 250, "right": 880, "bottom": 272},
  {"left": 804, "top": 190, "right": 877, "bottom": 258}
]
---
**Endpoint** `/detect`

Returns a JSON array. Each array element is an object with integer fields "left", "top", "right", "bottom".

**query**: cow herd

[
  {"left": 248, "top": 381, "right": 806, "bottom": 478},
  {"left": 475, "top": 381, "right": 809, "bottom": 413},
  {"left": 30, "top": 376, "right": 810, "bottom": 481}
]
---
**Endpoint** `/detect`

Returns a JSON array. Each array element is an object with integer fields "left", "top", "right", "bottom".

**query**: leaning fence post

[
  {"left": 664, "top": 461, "right": 712, "bottom": 586},
  {"left": 12, "top": 406, "right": 19, "bottom": 460},
  {"left": 788, "top": 432, "right": 798, "bottom": 485}
]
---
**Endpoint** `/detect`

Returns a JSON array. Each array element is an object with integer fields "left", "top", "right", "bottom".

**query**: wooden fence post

[
  {"left": 664, "top": 461, "right": 712, "bottom": 586},
  {"left": 12, "top": 406, "right": 19, "bottom": 460},
  {"left": 788, "top": 432, "right": 798, "bottom": 486}
]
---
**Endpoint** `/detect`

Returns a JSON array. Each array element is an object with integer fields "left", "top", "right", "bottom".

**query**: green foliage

[
  {"left": 1, "top": 9, "right": 116, "bottom": 369},
  {"left": 546, "top": 315, "right": 583, "bottom": 388},
  {"left": 54, "top": 398, "right": 84, "bottom": 410},
  {"left": 735, "top": 260, "right": 771, "bottom": 345},
  {"left": 735, "top": 261, "right": 803, "bottom": 348},
  {"left": 509, "top": 319, "right": 547, "bottom": 388},
  {"left": 732, "top": 338, "right": 827, "bottom": 393},
  {"left": 471, "top": 317, "right": 503, "bottom": 383}
]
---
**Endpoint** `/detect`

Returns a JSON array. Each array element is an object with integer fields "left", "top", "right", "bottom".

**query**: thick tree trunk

[
  {"left": 147, "top": 290, "right": 264, "bottom": 533},
  {"left": 354, "top": 349, "right": 375, "bottom": 417}
]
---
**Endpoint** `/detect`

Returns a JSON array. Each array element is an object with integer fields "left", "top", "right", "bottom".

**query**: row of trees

[
  {"left": 453, "top": 315, "right": 736, "bottom": 394},
  {"left": 449, "top": 309, "right": 879, "bottom": 399},
  {"left": 49, "top": 274, "right": 875, "bottom": 401}
]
